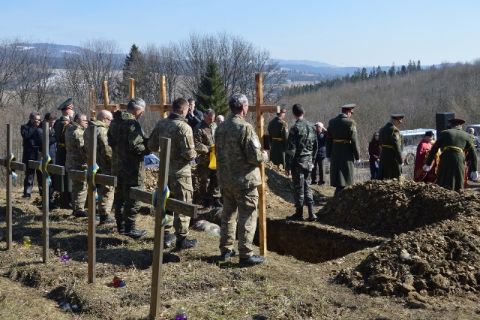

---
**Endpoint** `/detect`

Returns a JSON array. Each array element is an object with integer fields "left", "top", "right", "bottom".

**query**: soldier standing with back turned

[
  {"left": 285, "top": 104, "right": 318, "bottom": 221},
  {"left": 378, "top": 114, "right": 404, "bottom": 180},
  {"left": 326, "top": 104, "right": 360, "bottom": 196},
  {"left": 268, "top": 107, "right": 288, "bottom": 168}
]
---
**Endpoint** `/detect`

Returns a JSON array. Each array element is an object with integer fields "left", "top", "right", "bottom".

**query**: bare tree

[{"left": 0, "top": 39, "right": 30, "bottom": 107}]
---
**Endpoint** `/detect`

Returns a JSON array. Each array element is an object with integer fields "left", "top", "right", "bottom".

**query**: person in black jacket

[
  {"left": 311, "top": 122, "right": 327, "bottom": 185},
  {"left": 186, "top": 98, "right": 204, "bottom": 128},
  {"left": 21, "top": 112, "right": 42, "bottom": 198}
]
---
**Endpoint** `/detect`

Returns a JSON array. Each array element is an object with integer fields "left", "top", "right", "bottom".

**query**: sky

[{"left": 1, "top": 0, "right": 479, "bottom": 66}]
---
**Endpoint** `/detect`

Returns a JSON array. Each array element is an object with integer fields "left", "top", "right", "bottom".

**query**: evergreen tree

[
  {"left": 122, "top": 44, "right": 143, "bottom": 99},
  {"left": 388, "top": 63, "right": 396, "bottom": 77},
  {"left": 417, "top": 60, "right": 421, "bottom": 71},
  {"left": 195, "top": 60, "right": 228, "bottom": 115}
]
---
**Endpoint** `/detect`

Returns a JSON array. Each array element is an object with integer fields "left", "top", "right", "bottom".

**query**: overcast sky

[{"left": 1, "top": 0, "right": 479, "bottom": 66}]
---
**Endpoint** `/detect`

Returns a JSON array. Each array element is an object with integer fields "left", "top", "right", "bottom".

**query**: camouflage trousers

[
  {"left": 71, "top": 179, "right": 87, "bottom": 211},
  {"left": 220, "top": 186, "right": 258, "bottom": 259},
  {"left": 165, "top": 176, "right": 193, "bottom": 238},
  {"left": 97, "top": 184, "right": 114, "bottom": 217},
  {"left": 114, "top": 182, "right": 142, "bottom": 227},
  {"left": 196, "top": 166, "right": 221, "bottom": 202},
  {"left": 292, "top": 165, "right": 314, "bottom": 208}
]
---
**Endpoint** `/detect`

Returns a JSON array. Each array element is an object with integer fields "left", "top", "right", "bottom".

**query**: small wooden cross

[
  {"left": 251, "top": 73, "right": 280, "bottom": 257},
  {"left": 0, "top": 124, "right": 26, "bottom": 250},
  {"left": 69, "top": 125, "right": 117, "bottom": 283},
  {"left": 129, "top": 137, "right": 197, "bottom": 320},
  {"left": 147, "top": 75, "right": 172, "bottom": 119},
  {"left": 28, "top": 122, "right": 65, "bottom": 262}
]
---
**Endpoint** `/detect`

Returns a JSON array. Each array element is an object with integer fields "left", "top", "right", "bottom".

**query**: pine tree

[
  {"left": 122, "top": 44, "right": 143, "bottom": 99},
  {"left": 195, "top": 60, "right": 228, "bottom": 115}
]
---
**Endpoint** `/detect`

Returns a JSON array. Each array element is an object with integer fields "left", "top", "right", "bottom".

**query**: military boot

[
  {"left": 286, "top": 207, "right": 304, "bottom": 221},
  {"left": 175, "top": 236, "right": 198, "bottom": 250},
  {"left": 307, "top": 204, "right": 317, "bottom": 221},
  {"left": 116, "top": 220, "right": 125, "bottom": 235},
  {"left": 125, "top": 222, "right": 147, "bottom": 239}
]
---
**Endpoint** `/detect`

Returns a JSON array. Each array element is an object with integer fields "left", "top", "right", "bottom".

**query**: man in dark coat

[
  {"left": 312, "top": 122, "right": 327, "bottom": 185},
  {"left": 285, "top": 104, "right": 318, "bottom": 221},
  {"left": 186, "top": 98, "right": 204, "bottom": 128},
  {"left": 21, "top": 112, "right": 42, "bottom": 198},
  {"left": 424, "top": 118, "right": 478, "bottom": 191},
  {"left": 326, "top": 104, "right": 360, "bottom": 196},
  {"left": 267, "top": 107, "right": 288, "bottom": 168},
  {"left": 378, "top": 114, "right": 404, "bottom": 180}
]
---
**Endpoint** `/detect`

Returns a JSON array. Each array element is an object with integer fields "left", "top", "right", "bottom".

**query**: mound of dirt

[
  {"left": 317, "top": 180, "right": 480, "bottom": 236},
  {"left": 336, "top": 213, "right": 480, "bottom": 300}
]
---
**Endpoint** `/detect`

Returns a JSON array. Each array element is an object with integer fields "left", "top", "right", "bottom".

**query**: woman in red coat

[{"left": 414, "top": 131, "right": 437, "bottom": 182}]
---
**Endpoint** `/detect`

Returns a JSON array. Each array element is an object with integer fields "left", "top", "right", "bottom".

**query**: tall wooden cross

[
  {"left": 28, "top": 122, "right": 65, "bottom": 262},
  {"left": 147, "top": 75, "right": 172, "bottom": 118},
  {"left": 129, "top": 137, "right": 197, "bottom": 320},
  {"left": 252, "top": 73, "right": 280, "bottom": 256},
  {"left": 90, "top": 78, "right": 136, "bottom": 118},
  {"left": 0, "top": 124, "right": 26, "bottom": 250},
  {"left": 69, "top": 125, "right": 117, "bottom": 283}
]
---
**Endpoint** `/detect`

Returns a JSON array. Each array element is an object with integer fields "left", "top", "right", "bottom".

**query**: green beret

[{"left": 58, "top": 98, "right": 73, "bottom": 110}]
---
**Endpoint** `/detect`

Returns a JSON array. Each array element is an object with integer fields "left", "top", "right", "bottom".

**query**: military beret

[
  {"left": 448, "top": 118, "right": 465, "bottom": 126},
  {"left": 425, "top": 131, "right": 434, "bottom": 137},
  {"left": 391, "top": 113, "right": 405, "bottom": 120},
  {"left": 58, "top": 97, "right": 73, "bottom": 110},
  {"left": 59, "top": 115, "right": 70, "bottom": 122},
  {"left": 341, "top": 104, "right": 356, "bottom": 112}
]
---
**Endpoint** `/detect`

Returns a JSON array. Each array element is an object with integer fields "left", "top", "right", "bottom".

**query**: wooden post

[
  {"left": 103, "top": 80, "right": 110, "bottom": 108},
  {"left": 252, "top": 73, "right": 281, "bottom": 257},
  {"left": 69, "top": 126, "right": 116, "bottom": 283},
  {"left": 90, "top": 87, "right": 97, "bottom": 119},
  {"left": 129, "top": 138, "right": 197, "bottom": 320},
  {"left": 28, "top": 122, "right": 65, "bottom": 262},
  {"left": 0, "top": 124, "right": 26, "bottom": 249},
  {"left": 148, "top": 75, "right": 172, "bottom": 118},
  {"left": 129, "top": 78, "right": 135, "bottom": 99}
]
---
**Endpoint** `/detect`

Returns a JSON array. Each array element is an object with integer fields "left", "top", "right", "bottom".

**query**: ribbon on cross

[
  {"left": 89, "top": 163, "right": 99, "bottom": 200},
  {"left": 40, "top": 154, "right": 52, "bottom": 184},
  {"left": 151, "top": 186, "right": 170, "bottom": 226}
]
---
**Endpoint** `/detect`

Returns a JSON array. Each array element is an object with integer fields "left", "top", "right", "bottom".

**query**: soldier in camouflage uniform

[
  {"left": 108, "top": 98, "right": 150, "bottom": 239},
  {"left": 215, "top": 94, "right": 268, "bottom": 266},
  {"left": 378, "top": 114, "right": 404, "bottom": 180},
  {"left": 285, "top": 104, "right": 318, "bottom": 221},
  {"left": 53, "top": 98, "right": 74, "bottom": 208},
  {"left": 84, "top": 110, "right": 115, "bottom": 225},
  {"left": 268, "top": 107, "right": 288, "bottom": 168},
  {"left": 65, "top": 113, "right": 88, "bottom": 217},
  {"left": 149, "top": 98, "right": 198, "bottom": 250},
  {"left": 326, "top": 104, "right": 360, "bottom": 195},
  {"left": 194, "top": 108, "right": 222, "bottom": 208}
]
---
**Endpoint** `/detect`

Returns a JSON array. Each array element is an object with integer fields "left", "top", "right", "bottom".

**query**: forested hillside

[{"left": 280, "top": 62, "right": 480, "bottom": 156}]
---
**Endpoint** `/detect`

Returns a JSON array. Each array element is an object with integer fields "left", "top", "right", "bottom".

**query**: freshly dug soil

[
  {"left": 336, "top": 213, "right": 480, "bottom": 301},
  {"left": 317, "top": 180, "right": 480, "bottom": 236}
]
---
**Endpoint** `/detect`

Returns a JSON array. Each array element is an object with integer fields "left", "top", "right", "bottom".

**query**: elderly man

[
  {"left": 84, "top": 110, "right": 115, "bottom": 225},
  {"left": 267, "top": 107, "right": 288, "bottom": 168},
  {"left": 215, "top": 115, "right": 225, "bottom": 125},
  {"left": 312, "top": 122, "right": 327, "bottom": 185},
  {"left": 285, "top": 104, "right": 317, "bottom": 221},
  {"left": 108, "top": 98, "right": 150, "bottom": 239},
  {"left": 53, "top": 98, "right": 75, "bottom": 208},
  {"left": 21, "top": 112, "right": 42, "bottom": 198},
  {"left": 424, "top": 118, "right": 478, "bottom": 191},
  {"left": 326, "top": 104, "right": 360, "bottom": 195},
  {"left": 149, "top": 98, "right": 198, "bottom": 250},
  {"left": 215, "top": 93, "right": 268, "bottom": 266},
  {"left": 65, "top": 113, "right": 88, "bottom": 217},
  {"left": 194, "top": 108, "right": 222, "bottom": 208},
  {"left": 378, "top": 114, "right": 404, "bottom": 180},
  {"left": 186, "top": 98, "right": 204, "bottom": 128}
]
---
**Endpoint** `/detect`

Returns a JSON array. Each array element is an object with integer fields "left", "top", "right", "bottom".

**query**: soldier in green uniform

[
  {"left": 108, "top": 98, "right": 149, "bottom": 239},
  {"left": 378, "top": 114, "right": 404, "bottom": 180},
  {"left": 424, "top": 118, "right": 478, "bottom": 191},
  {"left": 267, "top": 107, "right": 288, "bottom": 168},
  {"left": 65, "top": 113, "right": 88, "bottom": 217},
  {"left": 285, "top": 104, "right": 318, "bottom": 221},
  {"left": 148, "top": 98, "right": 198, "bottom": 250},
  {"left": 84, "top": 110, "right": 115, "bottom": 225},
  {"left": 53, "top": 98, "right": 74, "bottom": 208},
  {"left": 326, "top": 104, "right": 360, "bottom": 195},
  {"left": 194, "top": 108, "right": 221, "bottom": 208},
  {"left": 215, "top": 93, "right": 268, "bottom": 266}
]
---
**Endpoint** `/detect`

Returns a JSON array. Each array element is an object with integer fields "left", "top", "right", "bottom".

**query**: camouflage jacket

[
  {"left": 84, "top": 119, "right": 112, "bottom": 174},
  {"left": 65, "top": 122, "right": 86, "bottom": 170},
  {"left": 286, "top": 118, "right": 317, "bottom": 171},
  {"left": 108, "top": 110, "right": 149, "bottom": 185},
  {"left": 215, "top": 114, "right": 265, "bottom": 191},
  {"left": 194, "top": 120, "right": 216, "bottom": 167},
  {"left": 148, "top": 113, "right": 197, "bottom": 179}
]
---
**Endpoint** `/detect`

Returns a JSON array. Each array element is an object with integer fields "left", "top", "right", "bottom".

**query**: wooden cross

[
  {"left": 129, "top": 137, "right": 197, "bottom": 320},
  {"left": 69, "top": 125, "right": 117, "bottom": 283},
  {"left": 252, "top": 73, "right": 280, "bottom": 256},
  {"left": 0, "top": 124, "right": 26, "bottom": 250},
  {"left": 90, "top": 78, "right": 135, "bottom": 118},
  {"left": 27, "top": 122, "right": 65, "bottom": 262},
  {"left": 147, "top": 75, "right": 172, "bottom": 118}
]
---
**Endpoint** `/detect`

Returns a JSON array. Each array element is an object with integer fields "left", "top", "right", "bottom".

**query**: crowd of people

[{"left": 19, "top": 95, "right": 479, "bottom": 266}]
